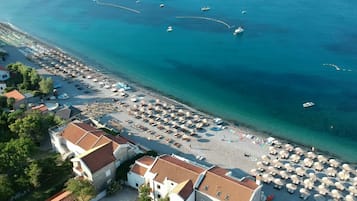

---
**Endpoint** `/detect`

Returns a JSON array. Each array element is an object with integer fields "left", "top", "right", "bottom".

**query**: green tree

[
  {"left": 0, "top": 174, "right": 14, "bottom": 201},
  {"left": 29, "top": 68, "right": 40, "bottom": 89},
  {"left": 65, "top": 178, "right": 96, "bottom": 201},
  {"left": 7, "top": 109, "right": 24, "bottom": 124},
  {"left": 26, "top": 161, "right": 42, "bottom": 188},
  {"left": 106, "top": 180, "right": 122, "bottom": 196},
  {"left": 159, "top": 197, "right": 170, "bottom": 201},
  {"left": 7, "top": 97, "right": 15, "bottom": 109},
  {"left": 138, "top": 184, "right": 152, "bottom": 201},
  {"left": 39, "top": 77, "right": 53, "bottom": 95},
  {"left": 9, "top": 112, "right": 42, "bottom": 143},
  {"left": 0, "top": 96, "right": 7, "bottom": 108}
]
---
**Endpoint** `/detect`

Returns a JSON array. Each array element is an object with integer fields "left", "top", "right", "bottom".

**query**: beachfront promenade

[{"left": 1, "top": 23, "right": 357, "bottom": 201}]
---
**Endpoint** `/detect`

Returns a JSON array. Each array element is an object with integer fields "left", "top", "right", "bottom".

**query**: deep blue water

[{"left": 1, "top": 0, "right": 357, "bottom": 161}]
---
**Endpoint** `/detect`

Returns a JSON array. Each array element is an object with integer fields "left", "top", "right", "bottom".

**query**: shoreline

[{"left": 0, "top": 21, "right": 353, "bottom": 165}]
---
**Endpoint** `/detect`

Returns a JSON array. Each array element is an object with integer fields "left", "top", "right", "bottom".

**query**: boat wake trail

[
  {"left": 323, "top": 63, "right": 352, "bottom": 72},
  {"left": 175, "top": 16, "right": 233, "bottom": 29},
  {"left": 94, "top": 0, "right": 141, "bottom": 14}
]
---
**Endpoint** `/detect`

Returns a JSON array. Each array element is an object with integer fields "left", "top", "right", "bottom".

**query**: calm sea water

[{"left": 1, "top": 0, "right": 357, "bottom": 161}]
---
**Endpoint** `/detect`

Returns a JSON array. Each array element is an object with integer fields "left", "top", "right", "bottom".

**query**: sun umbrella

[
  {"left": 353, "top": 176, "right": 357, "bottom": 186},
  {"left": 273, "top": 178, "right": 284, "bottom": 189},
  {"left": 303, "top": 158, "right": 313, "bottom": 168},
  {"left": 272, "top": 159, "right": 283, "bottom": 169},
  {"left": 304, "top": 178, "right": 314, "bottom": 190},
  {"left": 295, "top": 147, "right": 304, "bottom": 155},
  {"left": 346, "top": 194, "right": 356, "bottom": 201},
  {"left": 299, "top": 188, "right": 311, "bottom": 200},
  {"left": 250, "top": 168, "right": 258, "bottom": 176},
  {"left": 279, "top": 150, "right": 289, "bottom": 159},
  {"left": 331, "top": 189, "right": 342, "bottom": 200},
  {"left": 262, "top": 173, "right": 272, "bottom": 183},
  {"left": 284, "top": 163, "right": 294, "bottom": 173},
  {"left": 269, "top": 146, "right": 277, "bottom": 155},
  {"left": 290, "top": 174, "right": 300, "bottom": 185},
  {"left": 261, "top": 155, "right": 271, "bottom": 163},
  {"left": 256, "top": 161, "right": 265, "bottom": 172},
  {"left": 290, "top": 154, "right": 301, "bottom": 163},
  {"left": 313, "top": 194, "right": 326, "bottom": 201},
  {"left": 321, "top": 177, "right": 333, "bottom": 186},
  {"left": 342, "top": 163, "right": 352, "bottom": 172},
  {"left": 308, "top": 172, "right": 317, "bottom": 182},
  {"left": 268, "top": 166, "right": 277, "bottom": 176},
  {"left": 338, "top": 170, "right": 350, "bottom": 181},
  {"left": 307, "top": 151, "right": 317, "bottom": 159},
  {"left": 296, "top": 167, "right": 306, "bottom": 177},
  {"left": 284, "top": 143, "right": 294, "bottom": 152},
  {"left": 329, "top": 159, "right": 340, "bottom": 168},
  {"left": 348, "top": 185, "right": 357, "bottom": 196},
  {"left": 286, "top": 183, "right": 297, "bottom": 194},
  {"left": 185, "top": 111, "right": 191, "bottom": 117},
  {"left": 326, "top": 167, "right": 337, "bottom": 177},
  {"left": 313, "top": 162, "right": 324, "bottom": 171},
  {"left": 335, "top": 182, "right": 345, "bottom": 191},
  {"left": 279, "top": 170, "right": 289, "bottom": 179},
  {"left": 317, "top": 184, "right": 328, "bottom": 195}
]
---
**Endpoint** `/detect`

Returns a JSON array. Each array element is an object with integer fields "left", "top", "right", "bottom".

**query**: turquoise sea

[{"left": 1, "top": 0, "right": 357, "bottom": 162}]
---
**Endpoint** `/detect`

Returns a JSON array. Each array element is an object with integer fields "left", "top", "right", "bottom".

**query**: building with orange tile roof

[
  {"left": 31, "top": 104, "right": 48, "bottom": 113},
  {"left": 46, "top": 190, "right": 75, "bottom": 201},
  {"left": 128, "top": 154, "right": 264, "bottom": 201},
  {"left": 49, "top": 121, "right": 143, "bottom": 191},
  {"left": 3, "top": 89, "right": 26, "bottom": 109}
]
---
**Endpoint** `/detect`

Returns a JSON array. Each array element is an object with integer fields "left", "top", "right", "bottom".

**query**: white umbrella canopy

[
  {"left": 313, "top": 162, "right": 324, "bottom": 172},
  {"left": 268, "top": 166, "right": 277, "bottom": 176},
  {"left": 304, "top": 178, "right": 314, "bottom": 190},
  {"left": 269, "top": 146, "right": 278, "bottom": 155},
  {"left": 317, "top": 155, "right": 328, "bottom": 164},
  {"left": 304, "top": 158, "right": 314, "bottom": 168},
  {"left": 318, "top": 184, "right": 329, "bottom": 195},
  {"left": 342, "top": 163, "right": 352, "bottom": 172},
  {"left": 284, "top": 163, "right": 294, "bottom": 173},
  {"left": 295, "top": 147, "right": 305, "bottom": 155},
  {"left": 279, "top": 150, "right": 290, "bottom": 159},
  {"left": 284, "top": 143, "right": 294, "bottom": 152},
  {"left": 346, "top": 194, "right": 356, "bottom": 201},
  {"left": 331, "top": 189, "right": 342, "bottom": 200},
  {"left": 296, "top": 167, "right": 306, "bottom": 177},
  {"left": 272, "top": 159, "right": 283, "bottom": 169},
  {"left": 307, "top": 151, "right": 317, "bottom": 159},
  {"left": 250, "top": 168, "right": 258, "bottom": 176},
  {"left": 326, "top": 167, "right": 337, "bottom": 177},
  {"left": 290, "top": 174, "right": 300, "bottom": 185},
  {"left": 313, "top": 194, "right": 326, "bottom": 201},
  {"left": 354, "top": 176, "right": 357, "bottom": 186},
  {"left": 348, "top": 185, "right": 357, "bottom": 196},
  {"left": 273, "top": 178, "right": 284, "bottom": 189},
  {"left": 335, "top": 182, "right": 345, "bottom": 191},
  {"left": 321, "top": 177, "right": 333, "bottom": 186},
  {"left": 261, "top": 155, "right": 271, "bottom": 163},
  {"left": 286, "top": 183, "right": 297, "bottom": 193},
  {"left": 279, "top": 170, "right": 289, "bottom": 179},
  {"left": 329, "top": 159, "right": 340, "bottom": 168},
  {"left": 308, "top": 172, "right": 317, "bottom": 182},
  {"left": 290, "top": 154, "right": 301, "bottom": 163},
  {"left": 338, "top": 170, "right": 350, "bottom": 181},
  {"left": 299, "top": 188, "right": 311, "bottom": 200},
  {"left": 262, "top": 173, "right": 273, "bottom": 183}
]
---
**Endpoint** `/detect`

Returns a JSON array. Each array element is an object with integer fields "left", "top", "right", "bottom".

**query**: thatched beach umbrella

[
  {"left": 331, "top": 189, "right": 342, "bottom": 200},
  {"left": 348, "top": 185, "right": 357, "bottom": 196},
  {"left": 326, "top": 167, "right": 337, "bottom": 177},
  {"left": 329, "top": 159, "right": 340, "bottom": 168},
  {"left": 338, "top": 170, "right": 350, "bottom": 181},
  {"left": 346, "top": 194, "right": 356, "bottom": 201},
  {"left": 268, "top": 166, "right": 277, "bottom": 176},
  {"left": 261, "top": 155, "right": 271, "bottom": 165},
  {"left": 284, "top": 163, "right": 294, "bottom": 173},
  {"left": 250, "top": 168, "right": 258, "bottom": 176},
  {"left": 296, "top": 167, "right": 306, "bottom": 177},
  {"left": 299, "top": 188, "right": 311, "bottom": 200},
  {"left": 273, "top": 178, "right": 284, "bottom": 189},
  {"left": 256, "top": 162, "right": 265, "bottom": 172},
  {"left": 303, "top": 179, "right": 314, "bottom": 190},
  {"left": 185, "top": 111, "right": 191, "bottom": 117},
  {"left": 286, "top": 183, "right": 297, "bottom": 194},
  {"left": 262, "top": 173, "right": 273, "bottom": 183},
  {"left": 342, "top": 163, "right": 352, "bottom": 172},
  {"left": 272, "top": 159, "right": 283, "bottom": 169},
  {"left": 313, "top": 162, "right": 324, "bottom": 172},
  {"left": 294, "top": 147, "right": 304, "bottom": 155},
  {"left": 308, "top": 172, "right": 317, "bottom": 182},
  {"left": 307, "top": 151, "right": 317, "bottom": 159},
  {"left": 279, "top": 150, "right": 289, "bottom": 159},
  {"left": 335, "top": 181, "right": 345, "bottom": 191},
  {"left": 284, "top": 143, "right": 294, "bottom": 152},
  {"left": 269, "top": 146, "right": 278, "bottom": 155},
  {"left": 202, "top": 118, "right": 208, "bottom": 126},
  {"left": 279, "top": 170, "right": 289, "bottom": 179},
  {"left": 290, "top": 154, "right": 301, "bottom": 163},
  {"left": 303, "top": 158, "right": 314, "bottom": 168},
  {"left": 317, "top": 184, "right": 329, "bottom": 195},
  {"left": 290, "top": 174, "right": 300, "bottom": 185},
  {"left": 313, "top": 194, "right": 326, "bottom": 201}
]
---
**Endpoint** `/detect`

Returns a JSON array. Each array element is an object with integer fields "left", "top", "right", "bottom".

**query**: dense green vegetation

[
  {"left": 138, "top": 184, "right": 152, "bottom": 201},
  {"left": 65, "top": 178, "right": 96, "bottom": 201},
  {"left": 0, "top": 62, "right": 70, "bottom": 200}
]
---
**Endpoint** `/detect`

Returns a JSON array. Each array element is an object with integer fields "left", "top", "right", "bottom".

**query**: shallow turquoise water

[{"left": 1, "top": 0, "right": 357, "bottom": 161}]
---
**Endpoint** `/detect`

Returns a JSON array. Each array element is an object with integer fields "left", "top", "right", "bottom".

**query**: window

[
  {"left": 216, "top": 191, "right": 221, "bottom": 197},
  {"left": 204, "top": 185, "right": 209, "bottom": 191},
  {"left": 157, "top": 184, "right": 161, "bottom": 189},
  {"left": 136, "top": 183, "right": 139, "bottom": 187},
  {"left": 157, "top": 194, "right": 161, "bottom": 199},
  {"left": 171, "top": 183, "right": 174, "bottom": 186},
  {"left": 106, "top": 169, "right": 111, "bottom": 177}
]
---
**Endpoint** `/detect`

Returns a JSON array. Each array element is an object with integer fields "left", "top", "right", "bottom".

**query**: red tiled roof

[
  {"left": 3, "top": 89, "right": 25, "bottom": 102},
  {"left": 150, "top": 155, "right": 204, "bottom": 184},
  {"left": 46, "top": 190, "right": 75, "bottom": 201},
  {"left": 198, "top": 167, "right": 257, "bottom": 201},
  {"left": 80, "top": 142, "right": 116, "bottom": 173},
  {"left": 172, "top": 180, "right": 194, "bottom": 200},
  {"left": 31, "top": 104, "right": 48, "bottom": 112},
  {"left": 131, "top": 164, "right": 148, "bottom": 176},
  {"left": 137, "top": 156, "right": 155, "bottom": 166}
]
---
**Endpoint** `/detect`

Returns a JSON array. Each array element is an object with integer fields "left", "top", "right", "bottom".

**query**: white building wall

[
  {"left": 169, "top": 194, "right": 184, "bottom": 201},
  {"left": 127, "top": 172, "right": 145, "bottom": 189},
  {"left": 65, "top": 140, "right": 85, "bottom": 156},
  {"left": 0, "top": 71, "right": 9, "bottom": 81},
  {"left": 0, "top": 83, "right": 6, "bottom": 94},
  {"left": 249, "top": 185, "right": 263, "bottom": 201}
]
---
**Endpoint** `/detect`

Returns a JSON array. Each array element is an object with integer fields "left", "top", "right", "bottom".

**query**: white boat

[
  {"left": 303, "top": 102, "right": 315, "bottom": 108},
  {"left": 201, "top": 6, "right": 210, "bottom": 11},
  {"left": 167, "top": 26, "right": 173, "bottom": 32},
  {"left": 233, "top": 26, "right": 244, "bottom": 35},
  {"left": 160, "top": 3, "right": 164, "bottom": 8}
]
